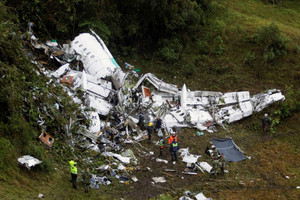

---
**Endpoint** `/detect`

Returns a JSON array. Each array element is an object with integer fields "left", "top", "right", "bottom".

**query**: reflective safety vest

[
  {"left": 168, "top": 135, "right": 177, "bottom": 144},
  {"left": 71, "top": 165, "right": 77, "bottom": 174},
  {"left": 172, "top": 142, "right": 178, "bottom": 147}
]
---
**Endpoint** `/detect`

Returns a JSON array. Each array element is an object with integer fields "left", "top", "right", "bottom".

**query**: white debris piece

[
  {"left": 51, "top": 63, "right": 70, "bottom": 78},
  {"left": 38, "top": 193, "right": 44, "bottom": 198},
  {"left": 87, "top": 111, "right": 101, "bottom": 133},
  {"left": 239, "top": 101, "right": 253, "bottom": 117},
  {"left": 198, "top": 162, "right": 212, "bottom": 173},
  {"left": 82, "top": 70, "right": 87, "bottom": 90},
  {"left": 134, "top": 73, "right": 178, "bottom": 94},
  {"left": 181, "top": 84, "right": 187, "bottom": 110},
  {"left": 237, "top": 91, "right": 250, "bottom": 102},
  {"left": 189, "top": 110, "right": 213, "bottom": 125},
  {"left": 179, "top": 196, "right": 193, "bottom": 200},
  {"left": 118, "top": 164, "right": 126, "bottom": 171},
  {"left": 156, "top": 158, "right": 168, "bottom": 164},
  {"left": 152, "top": 177, "right": 166, "bottom": 183},
  {"left": 182, "top": 154, "right": 200, "bottom": 164},
  {"left": 195, "top": 192, "right": 212, "bottom": 200},
  {"left": 86, "top": 95, "right": 112, "bottom": 116},
  {"left": 104, "top": 152, "right": 131, "bottom": 164},
  {"left": 18, "top": 155, "right": 42, "bottom": 169},
  {"left": 251, "top": 89, "right": 285, "bottom": 112}
]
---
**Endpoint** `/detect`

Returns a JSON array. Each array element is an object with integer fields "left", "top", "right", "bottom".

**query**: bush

[
  {"left": 294, "top": 43, "right": 300, "bottom": 55},
  {"left": 184, "top": 60, "right": 197, "bottom": 76},
  {"left": 244, "top": 51, "right": 256, "bottom": 66},
  {"left": 158, "top": 38, "right": 183, "bottom": 63},
  {"left": 270, "top": 85, "right": 300, "bottom": 134},
  {"left": 253, "top": 23, "right": 289, "bottom": 63},
  {"left": 213, "top": 36, "right": 224, "bottom": 55},
  {"left": 0, "top": 138, "right": 16, "bottom": 170}
]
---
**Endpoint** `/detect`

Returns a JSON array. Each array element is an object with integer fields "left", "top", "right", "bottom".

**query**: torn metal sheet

[
  {"left": 219, "top": 92, "right": 238, "bottom": 105},
  {"left": 189, "top": 110, "right": 213, "bottom": 125},
  {"left": 251, "top": 89, "right": 285, "bottom": 112},
  {"left": 104, "top": 152, "right": 131, "bottom": 164},
  {"left": 86, "top": 95, "right": 112, "bottom": 116},
  {"left": 237, "top": 91, "right": 250, "bottom": 102},
  {"left": 111, "top": 68, "right": 127, "bottom": 90},
  {"left": 87, "top": 111, "right": 101, "bottom": 133},
  {"left": 239, "top": 101, "right": 253, "bottom": 117},
  {"left": 134, "top": 73, "right": 178, "bottom": 94},
  {"left": 170, "top": 109, "right": 186, "bottom": 123},
  {"left": 51, "top": 63, "right": 70, "bottom": 78},
  {"left": 39, "top": 131, "right": 54, "bottom": 147},
  {"left": 18, "top": 155, "right": 42, "bottom": 169}
]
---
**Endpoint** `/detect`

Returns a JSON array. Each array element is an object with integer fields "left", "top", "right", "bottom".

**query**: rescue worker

[
  {"left": 82, "top": 168, "right": 92, "bottom": 193},
  {"left": 159, "top": 137, "right": 165, "bottom": 156},
  {"left": 169, "top": 132, "right": 179, "bottom": 164},
  {"left": 155, "top": 116, "right": 162, "bottom": 131},
  {"left": 69, "top": 159, "right": 78, "bottom": 189},
  {"left": 210, "top": 150, "right": 219, "bottom": 177},
  {"left": 147, "top": 122, "right": 153, "bottom": 141},
  {"left": 138, "top": 112, "right": 145, "bottom": 130},
  {"left": 262, "top": 113, "right": 271, "bottom": 133},
  {"left": 168, "top": 131, "right": 177, "bottom": 145},
  {"left": 219, "top": 153, "right": 226, "bottom": 175},
  {"left": 210, "top": 158, "right": 219, "bottom": 178},
  {"left": 211, "top": 148, "right": 219, "bottom": 159}
]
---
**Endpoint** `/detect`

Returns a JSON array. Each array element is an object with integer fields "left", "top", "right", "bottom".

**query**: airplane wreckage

[
  {"left": 27, "top": 29, "right": 285, "bottom": 144},
  {"left": 21, "top": 28, "right": 285, "bottom": 178}
]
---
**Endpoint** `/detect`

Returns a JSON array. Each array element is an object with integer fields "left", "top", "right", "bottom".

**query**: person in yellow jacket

[{"left": 69, "top": 159, "right": 78, "bottom": 189}]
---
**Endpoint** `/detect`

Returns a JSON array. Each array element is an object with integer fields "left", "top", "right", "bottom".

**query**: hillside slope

[{"left": 0, "top": 0, "right": 299, "bottom": 200}]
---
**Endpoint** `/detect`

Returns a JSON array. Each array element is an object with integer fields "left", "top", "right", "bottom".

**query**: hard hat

[
  {"left": 264, "top": 113, "right": 268, "bottom": 117},
  {"left": 171, "top": 132, "right": 176, "bottom": 135},
  {"left": 148, "top": 122, "right": 153, "bottom": 126}
]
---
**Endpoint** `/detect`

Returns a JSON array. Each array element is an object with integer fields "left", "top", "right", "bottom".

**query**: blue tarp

[{"left": 212, "top": 138, "right": 246, "bottom": 162}]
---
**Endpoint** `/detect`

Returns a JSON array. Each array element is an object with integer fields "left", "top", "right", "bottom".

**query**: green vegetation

[{"left": 0, "top": 0, "right": 299, "bottom": 199}]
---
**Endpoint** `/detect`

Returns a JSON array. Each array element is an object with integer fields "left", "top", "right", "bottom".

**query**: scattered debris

[
  {"left": 195, "top": 192, "right": 212, "bottom": 200},
  {"left": 152, "top": 177, "right": 166, "bottom": 183},
  {"left": 18, "top": 155, "right": 42, "bottom": 170},
  {"left": 156, "top": 158, "right": 168, "bottom": 164},
  {"left": 38, "top": 193, "right": 44, "bottom": 198},
  {"left": 39, "top": 131, "right": 54, "bottom": 147}
]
